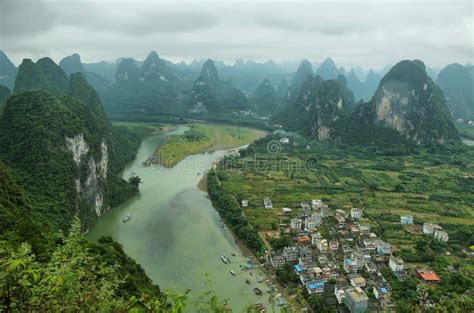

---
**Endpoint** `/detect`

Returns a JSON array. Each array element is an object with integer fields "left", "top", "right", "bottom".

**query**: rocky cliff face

[
  {"left": 2, "top": 58, "right": 138, "bottom": 231},
  {"left": 371, "top": 60, "right": 459, "bottom": 145}
]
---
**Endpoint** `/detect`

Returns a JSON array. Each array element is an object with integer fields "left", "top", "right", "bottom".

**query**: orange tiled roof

[{"left": 417, "top": 270, "right": 441, "bottom": 282}]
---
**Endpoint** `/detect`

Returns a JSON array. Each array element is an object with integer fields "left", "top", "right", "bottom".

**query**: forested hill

[
  {"left": 275, "top": 60, "right": 460, "bottom": 147},
  {"left": 2, "top": 58, "right": 141, "bottom": 231},
  {"left": 0, "top": 56, "right": 169, "bottom": 310}
]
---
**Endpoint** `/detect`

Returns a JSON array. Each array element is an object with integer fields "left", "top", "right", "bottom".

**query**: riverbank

[{"left": 150, "top": 123, "right": 267, "bottom": 167}]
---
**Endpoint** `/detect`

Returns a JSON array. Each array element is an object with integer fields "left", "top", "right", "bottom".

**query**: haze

[{"left": 1, "top": 0, "right": 473, "bottom": 69}]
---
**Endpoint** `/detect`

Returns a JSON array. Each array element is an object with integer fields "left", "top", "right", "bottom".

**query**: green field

[
  {"left": 156, "top": 123, "right": 267, "bottom": 167},
  {"left": 216, "top": 136, "right": 474, "bottom": 243}
]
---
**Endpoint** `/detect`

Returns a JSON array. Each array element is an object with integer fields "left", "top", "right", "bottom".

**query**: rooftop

[{"left": 417, "top": 269, "right": 441, "bottom": 282}]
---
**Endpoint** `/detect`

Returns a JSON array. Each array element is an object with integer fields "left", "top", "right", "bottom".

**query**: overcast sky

[{"left": 1, "top": 0, "right": 473, "bottom": 70}]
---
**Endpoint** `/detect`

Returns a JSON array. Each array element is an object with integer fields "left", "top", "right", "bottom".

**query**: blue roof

[
  {"left": 345, "top": 258, "right": 353, "bottom": 264},
  {"left": 380, "top": 288, "right": 388, "bottom": 293},
  {"left": 308, "top": 282, "right": 324, "bottom": 289},
  {"left": 294, "top": 264, "right": 302, "bottom": 272}
]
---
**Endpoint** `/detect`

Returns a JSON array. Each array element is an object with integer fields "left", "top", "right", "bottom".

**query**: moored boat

[
  {"left": 230, "top": 270, "right": 237, "bottom": 276},
  {"left": 220, "top": 255, "right": 229, "bottom": 264},
  {"left": 122, "top": 213, "right": 132, "bottom": 223},
  {"left": 245, "top": 279, "right": 251, "bottom": 285},
  {"left": 253, "top": 287, "right": 263, "bottom": 296}
]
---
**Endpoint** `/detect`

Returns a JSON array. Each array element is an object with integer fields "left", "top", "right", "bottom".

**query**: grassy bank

[
  {"left": 156, "top": 123, "right": 267, "bottom": 167},
  {"left": 112, "top": 121, "right": 174, "bottom": 139}
]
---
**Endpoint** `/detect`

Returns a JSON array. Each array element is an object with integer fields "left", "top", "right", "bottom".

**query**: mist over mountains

[{"left": 0, "top": 49, "right": 472, "bottom": 146}]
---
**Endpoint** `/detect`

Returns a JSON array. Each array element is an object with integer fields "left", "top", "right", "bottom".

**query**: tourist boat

[
  {"left": 253, "top": 288, "right": 263, "bottom": 296},
  {"left": 255, "top": 303, "right": 266, "bottom": 312},
  {"left": 245, "top": 279, "right": 251, "bottom": 285},
  {"left": 249, "top": 272, "right": 254, "bottom": 276},
  {"left": 220, "top": 255, "right": 229, "bottom": 264},
  {"left": 230, "top": 270, "right": 237, "bottom": 276},
  {"left": 122, "top": 214, "right": 132, "bottom": 223}
]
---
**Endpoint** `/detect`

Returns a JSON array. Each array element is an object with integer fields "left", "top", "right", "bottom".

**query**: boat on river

[
  {"left": 245, "top": 279, "right": 251, "bottom": 285},
  {"left": 230, "top": 270, "right": 237, "bottom": 276},
  {"left": 254, "top": 288, "right": 263, "bottom": 296},
  {"left": 220, "top": 255, "right": 229, "bottom": 264},
  {"left": 122, "top": 214, "right": 132, "bottom": 223}
]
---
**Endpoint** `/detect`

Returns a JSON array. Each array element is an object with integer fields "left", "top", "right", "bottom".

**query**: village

[{"left": 241, "top": 197, "right": 450, "bottom": 312}]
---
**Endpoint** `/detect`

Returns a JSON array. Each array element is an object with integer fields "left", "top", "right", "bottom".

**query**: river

[{"left": 87, "top": 125, "right": 277, "bottom": 312}]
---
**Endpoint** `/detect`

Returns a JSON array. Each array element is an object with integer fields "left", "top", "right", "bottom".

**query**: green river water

[{"left": 87, "top": 125, "right": 278, "bottom": 311}]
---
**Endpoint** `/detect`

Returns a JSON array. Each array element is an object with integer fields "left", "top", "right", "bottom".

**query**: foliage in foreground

[{"left": 0, "top": 217, "right": 235, "bottom": 312}]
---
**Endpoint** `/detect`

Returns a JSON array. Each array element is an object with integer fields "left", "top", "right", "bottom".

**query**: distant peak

[{"left": 146, "top": 51, "right": 160, "bottom": 60}]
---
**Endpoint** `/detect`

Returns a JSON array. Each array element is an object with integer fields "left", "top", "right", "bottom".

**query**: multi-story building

[
  {"left": 269, "top": 251, "right": 286, "bottom": 269},
  {"left": 290, "top": 218, "right": 302, "bottom": 231},
  {"left": 344, "top": 258, "right": 358, "bottom": 274},
  {"left": 263, "top": 197, "right": 273, "bottom": 209},
  {"left": 304, "top": 214, "right": 321, "bottom": 231},
  {"left": 320, "top": 204, "right": 329, "bottom": 218},
  {"left": 335, "top": 285, "right": 347, "bottom": 304},
  {"left": 377, "top": 241, "right": 391, "bottom": 255},
  {"left": 351, "top": 208, "right": 362, "bottom": 219},
  {"left": 434, "top": 229, "right": 449, "bottom": 242},
  {"left": 344, "top": 287, "right": 369, "bottom": 313},
  {"left": 283, "top": 246, "right": 300, "bottom": 262},
  {"left": 365, "top": 262, "right": 377, "bottom": 273},
  {"left": 373, "top": 286, "right": 389, "bottom": 300},
  {"left": 389, "top": 256, "right": 404, "bottom": 273},
  {"left": 423, "top": 222, "right": 441, "bottom": 235},
  {"left": 329, "top": 239, "right": 339, "bottom": 251},
  {"left": 317, "top": 239, "right": 328, "bottom": 252},
  {"left": 357, "top": 223, "right": 370, "bottom": 235},
  {"left": 306, "top": 281, "right": 324, "bottom": 294},
  {"left": 311, "top": 233, "right": 322, "bottom": 246},
  {"left": 311, "top": 199, "right": 322, "bottom": 209}
]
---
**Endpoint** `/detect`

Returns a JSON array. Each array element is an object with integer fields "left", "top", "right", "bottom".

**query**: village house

[
  {"left": 344, "top": 258, "right": 358, "bottom": 274},
  {"left": 317, "top": 239, "right": 328, "bottom": 252},
  {"left": 306, "top": 281, "right": 324, "bottom": 294},
  {"left": 350, "top": 224, "right": 361, "bottom": 237},
  {"left": 335, "top": 284, "right": 348, "bottom": 304},
  {"left": 304, "top": 214, "right": 321, "bottom": 231},
  {"left": 311, "top": 199, "right": 322, "bottom": 209},
  {"left": 351, "top": 208, "right": 363, "bottom": 220},
  {"left": 329, "top": 239, "right": 339, "bottom": 251},
  {"left": 365, "top": 262, "right": 377, "bottom": 273},
  {"left": 357, "top": 223, "right": 370, "bottom": 235},
  {"left": 311, "top": 232, "right": 322, "bottom": 245},
  {"left": 301, "top": 201, "right": 311, "bottom": 211},
  {"left": 362, "top": 238, "right": 378, "bottom": 251},
  {"left": 389, "top": 256, "right": 404, "bottom": 273},
  {"left": 344, "top": 287, "right": 369, "bottom": 313},
  {"left": 241, "top": 199, "right": 249, "bottom": 207},
  {"left": 400, "top": 215, "right": 413, "bottom": 224},
  {"left": 269, "top": 251, "right": 286, "bottom": 269},
  {"left": 290, "top": 218, "right": 302, "bottom": 231},
  {"left": 297, "top": 235, "right": 311, "bottom": 245},
  {"left": 423, "top": 222, "right": 442, "bottom": 235},
  {"left": 373, "top": 285, "right": 389, "bottom": 300},
  {"left": 434, "top": 229, "right": 449, "bottom": 242},
  {"left": 281, "top": 207, "right": 292, "bottom": 215},
  {"left": 283, "top": 246, "right": 300, "bottom": 262},
  {"left": 279, "top": 137, "right": 289, "bottom": 144},
  {"left": 263, "top": 197, "right": 273, "bottom": 209},
  {"left": 377, "top": 241, "right": 391, "bottom": 255},
  {"left": 320, "top": 204, "right": 329, "bottom": 218},
  {"left": 416, "top": 268, "right": 441, "bottom": 284},
  {"left": 350, "top": 276, "right": 367, "bottom": 288}
]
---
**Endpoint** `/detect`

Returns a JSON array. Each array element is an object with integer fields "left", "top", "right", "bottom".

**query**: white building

[
  {"left": 423, "top": 223, "right": 441, "bottom": 235},
  {"left": 400, "top": 215, "right": 413, "bottom": 224},
  {"left": 350, "top": 276, "right": 366, "bottom": 288},
  {"left": 263, "top": 197, "right": 273, "bottom": 209},
  {"left": 320, "top": 205, "right": 329, "bottom": 218},
  {"left": 311, "top": 233, "right": 322, "bottom": 246},
  {"left": 373, "top": 286, "right": 389, "bottom": 300},
  {"left": 269, "top": 251, "right": 286, "bottom": 269},
  {"left": 389, "top": 256, "right": 404, "bottom": 273},
  {"left": 241, "top": 199, "right": 249, "bottom": 207},
  {"left": 343, "top": 258, "right": 358, "bottom": 274},
  {"left": 351, "top": 208, "right": 362, "bottom": 219},
  {"left": 311, "top": 199, "right": 322, "bottom": 209},
  {"left": 434, "top": 229, "right": 449, "bottom": 242},
  {"left": 305, "top": 214, "right": 321, "bottom": 231},
  {"left": 283, "top": 246, "right": 300, "bottom": 262},
  {"left": 279, "top": 137, "right": 289, "bottom": 144},
  {"left": 335, "top": 285, "right": 346, "bottom": 304},
  {"left": 317, "top": 239, "right": 328, "bottom": 252},
  {"left": 282, "top": 207, "right": 292, "bottom": 215},
  {"left": 290, "top": 218, "right": 302, "bottom": 231},
  {"left": 329, "top": 239, "right": 339, "bottom": 251}
]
